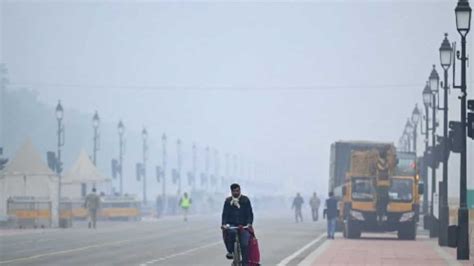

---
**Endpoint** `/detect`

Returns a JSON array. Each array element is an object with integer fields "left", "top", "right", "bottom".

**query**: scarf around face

[{"left": 230, "top": 194, "right": 241, "bottom": 209}]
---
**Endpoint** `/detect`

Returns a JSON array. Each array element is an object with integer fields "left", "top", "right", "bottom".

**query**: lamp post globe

[
  {"left": 56, "top": 101, "right": 64, "bottom": 120},
  {"left": 429, "top": 65, "right": 440, "bottom": 94},
  {"left": 412, "top": 104, "right": 421, "bottom": 125},
  {"left": 162, "top": 133, "right": 167, "bottom": 144},
  {"left": 405, "top": 119, "right": 413, "bottom": 134},
  {"left": 456, "top": 0, "right": 472, "bottom": 36},
  {"left": 142, "top": 127, "right": 148, "bottom": 141},
  {"left": 118, "top": 120, "right": 124, "bottom": 135},
  {"left": 423, "top": 82, "right": 433, "bottom": 107},
  {"left": 439, "top": 34, "right": 453, "bottom": 70},
  {"left": 93, "top": 111, "right": 100, "bottom": 129}
]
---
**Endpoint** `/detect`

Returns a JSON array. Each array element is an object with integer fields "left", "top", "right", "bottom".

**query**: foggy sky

[{"left": 1, "top": 0, "right": 473, "bottom": 197}]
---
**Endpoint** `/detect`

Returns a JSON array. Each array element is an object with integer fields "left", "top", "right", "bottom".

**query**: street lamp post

[
  {"left": 142, "top": 128, "right": 148, "bottom": 204},
  {"left": 92, "top": 111, "right": 100, "bottom": 167},
  {"left": 402, "top": 134, "right": 409, "bottom": 152},
  {"left": 422, "top": 82, "right": 433, "bottom": 224},
  {"left": 177, "top": 138, "right": 182, "bottom": 196},
  {"left": 454, "top": 0, "right": 471, "bottom": 259},
  {"left": 429, "top": 65, "right": 440, "bottom": 238},
  {"left": 118, "top": 121, "right": 125, "bottom": 195},
  {"left": 192, "top": 143, "right": 197, "bottom": 192},
  {"left": 55, "top": 101, "right": 64, "bottom": 226},
  {"left": 411, "top": 104, "right": 421, "bottom": 154},
  {"left": 225, "top": 153, "right": 230, "bottom": 188},
  {"left": 438, "top": 33, "right": 453, "bottom": 247},
  {"left": 214, "top": 148, "right": 219, "bottom": 192},
  {"left": 398, "top": 136, "right": 405, "bottom": 152},
  {"left": 405, "top": 120, "right": 413, "bottom": 152},
  {"left": 161, "top": 133, "right": 167, "bottom": 211},
  {"left": 205, "top": 146, "right": 210, "bottom": 192},
  {"left": 232, "top": 154, "right": 237, "bottom": 181}
]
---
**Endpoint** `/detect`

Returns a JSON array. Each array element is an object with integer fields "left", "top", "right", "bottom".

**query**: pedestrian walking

[
  {"left": 179, "top": 192, "right": 192, "bottom": 222},
  {"left": 309, "top": 192, "right": 321, "bottom": 221},
  {"left": 323, "top": 191, "right": 338, "bottom": 239},
  {"left": 292, "top": 193, "right": 304, "bottom": 223},
  {"left": 156, "top": 195, "right": 164, "bottom": 218},
  {"left": 84, "top": 188, "right": 101, "bottom": 229}
]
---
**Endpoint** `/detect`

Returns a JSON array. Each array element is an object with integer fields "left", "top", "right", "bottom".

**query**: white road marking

[
  {"left": 0, "top": 239, "right": 131, "bottom": 264},
  {"left": 0, "top": 226, "right": 212, "bottom": 264},
  {"left": 297, "top": 236, "right": 333, "bottom": 266},
  {"left": 139, "top": 241, "right": 221, "bottom": 265},
  {"left": 276, "top": 233, "right": 325, "bottom": 266}
]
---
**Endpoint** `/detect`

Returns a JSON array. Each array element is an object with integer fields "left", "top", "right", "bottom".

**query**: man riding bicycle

[{"left": 221, "top": 183, "right": 254, "bottom": 265}]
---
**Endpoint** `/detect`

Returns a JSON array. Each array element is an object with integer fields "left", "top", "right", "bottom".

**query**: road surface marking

[
  {"left": 276, "top": 233, "right": 325, "bottom": 266},
  {"left": 0, "top": 239, "right": 131, "bottom": 264},
  {"left": 0, "top": 226, "right": 212, "bottom": 264},
  {"left": 297, "top": 236, "right": 332, "bottom": 266},
  {"left": 138, "top": 240, "right": 221, "bottom": 265}
]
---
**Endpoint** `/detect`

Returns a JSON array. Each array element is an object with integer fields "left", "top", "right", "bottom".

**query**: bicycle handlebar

[{"left": 223, "top": 225, "right": 250, "bottom": 230}]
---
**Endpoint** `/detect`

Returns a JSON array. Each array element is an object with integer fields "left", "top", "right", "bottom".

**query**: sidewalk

[{"left": 300, "top": 233, "right": 474, "bottom": 266}]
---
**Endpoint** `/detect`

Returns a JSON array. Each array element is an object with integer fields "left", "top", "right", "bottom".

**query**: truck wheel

[
  {"left": 398, "top": 222, "right": 416, "bottom": 240},
  {"left": 345, "top": 220, "right": 361, "bottom": 239}
]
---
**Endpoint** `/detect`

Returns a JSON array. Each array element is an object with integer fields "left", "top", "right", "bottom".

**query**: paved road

[{"left": 0, "top": 213, "right": 326, "bottom": 266}]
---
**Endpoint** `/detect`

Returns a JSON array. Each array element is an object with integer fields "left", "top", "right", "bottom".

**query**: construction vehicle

[{"left": 329, "top": 141, "right": 423, "bottom": 240}]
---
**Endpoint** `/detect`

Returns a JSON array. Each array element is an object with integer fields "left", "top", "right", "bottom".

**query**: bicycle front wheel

[{"left": 233, "top": 240, "right": 241, "bottom": 266}]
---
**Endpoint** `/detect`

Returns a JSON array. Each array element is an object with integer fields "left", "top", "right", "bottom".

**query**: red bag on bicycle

[{"left": 248, "top": 228, "right": 260, "bottom": 266}]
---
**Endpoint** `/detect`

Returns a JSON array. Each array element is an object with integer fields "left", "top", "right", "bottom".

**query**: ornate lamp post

[
  {"left": 161, "top": 133, "right": 167, "bottom": 210},
  {"left": 438, "top": 33, "right": 453, "bottom": 247},
  {"left": 428, "top": 65, "right": 440, "bottom": 238},
  {"left": 55, "top": 101, "right": 65, "bottom": 226},
  {"left": 411, "top": 104, "right": 421, "bottom": 153},
  {"left": 422, "top": 82, "right": 433, "bottom": 225},
  {"left": 142, "top": 127, "right": 148, "bottom": 204},
  {"left": 117, "top": 120, "right": 125, "bottom": 195},
  {"left": 453, "top": 0, "right": 471, "bottom": 259},
  {"left": 92, "top": 111, "right": 100, "bottom": 166}
]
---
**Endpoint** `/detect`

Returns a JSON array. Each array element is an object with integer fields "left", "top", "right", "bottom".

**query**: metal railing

[{"left": 7, "top": 196, "right": 52, "bottom": 228}]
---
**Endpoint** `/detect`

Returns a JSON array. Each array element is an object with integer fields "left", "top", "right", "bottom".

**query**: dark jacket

[
  {"left": 292, "top": 196, "right": 304, "bottom": 209},
  {"left": 221, "top": 195, "right": 254, "bottom": 226},
  {"left": 324, "top": 196, "right": 338, "bottom": 219}
]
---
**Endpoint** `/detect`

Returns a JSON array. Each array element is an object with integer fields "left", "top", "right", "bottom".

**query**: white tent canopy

[
  {"left": 0, "top": 139, "right": 58, "bottom": 219},
  {"left": 2, "top": 140, "right": 56, "bottom": 177},
  {"left": 62, "top": 150, "right": 111, "bottom": 198}
]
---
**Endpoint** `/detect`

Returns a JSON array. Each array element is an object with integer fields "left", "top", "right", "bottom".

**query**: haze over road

[{"left": 0, "top": 213, "right": 325, "bottom": 266}]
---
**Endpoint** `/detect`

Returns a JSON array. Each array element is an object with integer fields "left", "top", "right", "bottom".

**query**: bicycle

[{"left": 223, "top": 225, "right": 250, "bottom": 266}]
